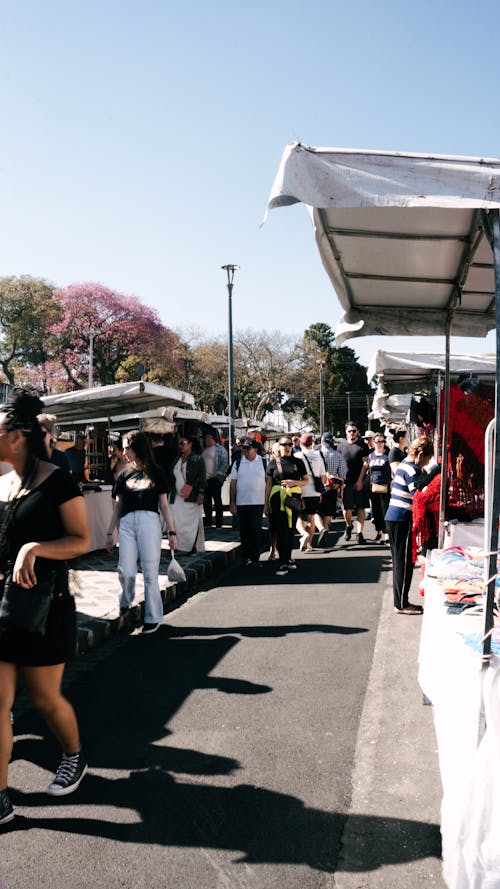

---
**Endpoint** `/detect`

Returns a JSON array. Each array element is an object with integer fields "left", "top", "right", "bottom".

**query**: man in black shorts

[{"left": 337, "top": 421, "right": 370, "bottom": 544}]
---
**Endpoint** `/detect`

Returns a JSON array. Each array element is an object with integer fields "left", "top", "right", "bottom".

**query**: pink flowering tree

[{"left": 49, "top": 283, "right": 182, "bottom": 390}]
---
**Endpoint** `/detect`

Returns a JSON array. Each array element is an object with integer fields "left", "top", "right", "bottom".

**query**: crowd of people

[{"left": 0, "top": 390, "right": 439, "bottom": 825}]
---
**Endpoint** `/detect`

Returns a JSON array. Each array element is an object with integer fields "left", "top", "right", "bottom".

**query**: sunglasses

[{"left": 280, "top": 442, "right": 292, "bottom": 447}]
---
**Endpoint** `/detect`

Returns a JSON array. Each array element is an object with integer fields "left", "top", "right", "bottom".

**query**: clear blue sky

[{"left": 1, "top": 0, "right": 499, "bottom": 368}]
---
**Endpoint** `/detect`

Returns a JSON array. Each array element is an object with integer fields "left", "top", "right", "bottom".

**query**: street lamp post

[
  {"left": 316, "top": 359, "right": 326, "bottom": 435},
  {"left": 346, "top": 390, "right": 351, "bottom": 422},
  {"left": 88, "top": 329, "right": 96, "bottom": 389},
  {"left": 221, "top": 264, "right": 239, "bottom": 451}
]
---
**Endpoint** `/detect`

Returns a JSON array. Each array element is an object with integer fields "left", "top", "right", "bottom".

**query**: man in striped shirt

[{"left": 385, "top": 436, "right": 434, "bottom": 614}]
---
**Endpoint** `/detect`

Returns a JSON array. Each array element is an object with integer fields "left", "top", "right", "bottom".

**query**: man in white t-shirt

[{"left": 229, "top": 438, "right": 266, "bottom": 566}]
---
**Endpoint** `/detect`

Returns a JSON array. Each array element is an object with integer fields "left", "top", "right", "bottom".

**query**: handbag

[
  {"left": 284, "top": 494, "right": 302, "bottom": 515},
  {"left": 0, "top": 572, "right": 56, "bottom": 636},
  {"left": 371, "top": 482, "right": 389, "bottom": 494}
]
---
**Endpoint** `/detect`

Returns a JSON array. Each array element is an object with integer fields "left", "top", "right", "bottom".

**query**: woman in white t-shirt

[
  {"left": 297, "top": 434, "right": 327, "bottom": 553},
  {"left": 229, "top": 438, "right": 266, "bottom": 566}
]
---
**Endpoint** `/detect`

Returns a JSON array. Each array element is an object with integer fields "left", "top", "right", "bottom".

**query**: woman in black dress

[
  {"left": 0, "top": 390, "right": 91, "bottom": 825},
  {"left": 264, "top": 437, "right": 308, "bottom": 576}
]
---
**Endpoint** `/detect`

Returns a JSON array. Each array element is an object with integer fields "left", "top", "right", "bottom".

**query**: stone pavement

[{"left": 71, "top": 521, "right": 242, "bottom": 654}]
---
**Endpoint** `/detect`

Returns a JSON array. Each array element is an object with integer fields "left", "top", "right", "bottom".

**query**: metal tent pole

[
  {"left": 437, "top": 315, "right": 452, "bottom": 548},
  {"left": 482, "top": 209, "right": 500, "bottom": 661}
]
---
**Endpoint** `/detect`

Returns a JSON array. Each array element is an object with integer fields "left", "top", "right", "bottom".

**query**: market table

[{"left": 419, "top": 565, "right": 500, "bottom": 888}]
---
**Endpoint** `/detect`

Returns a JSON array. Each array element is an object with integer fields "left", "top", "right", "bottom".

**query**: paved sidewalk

[
  {"left": 336, "top": 571, "right": 445, "bottom": 888},
  {"left": 71, "top": 521, "right": 242, "bottom": 654}
]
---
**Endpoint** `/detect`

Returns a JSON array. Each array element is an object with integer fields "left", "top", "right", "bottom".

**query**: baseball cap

[
  {"left": 241, "top": 437, "right": 256, "bottom": 449},
  {"left": 363, "top": 430, "right": 374, "bottom": 439},
  {"left": 321, "top": 432, "right": 334, "bottom": 444},
  {"left": 299, "top": 433, "right": 314, "bottom": 446}
]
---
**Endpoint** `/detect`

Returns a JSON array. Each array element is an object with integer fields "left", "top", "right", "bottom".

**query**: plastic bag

[{"left": 167, "top": 556, "right": 186, "bottom": 583}]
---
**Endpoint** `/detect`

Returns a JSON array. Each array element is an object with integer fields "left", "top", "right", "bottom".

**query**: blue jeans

[{"left": 118, "top": 510, "right": 163, "bottom": 624}]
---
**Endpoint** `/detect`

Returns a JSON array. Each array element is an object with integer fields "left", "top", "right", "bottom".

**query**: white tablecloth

[
  {"left": 83, "top": 489, "right": 115, "bottom": 551},
  {"left": 419, "top": 575, "right": 500, "bottom": 888}
]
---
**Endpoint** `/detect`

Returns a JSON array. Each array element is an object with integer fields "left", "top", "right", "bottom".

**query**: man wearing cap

[
  {"left": 297, "top": 433, "right": 327, "bottom": 552},
  {"left": 337, "top": 421, "right": 370, "bottom": 544},
  {"left": 316, "top": 432, "right": 347, "bottom": 540},
  {"left": 202, "top": 431, "right": 229, "bottom": 528},
  {"left": 229, "top": 438, "right": 266, "bottom": 566}
]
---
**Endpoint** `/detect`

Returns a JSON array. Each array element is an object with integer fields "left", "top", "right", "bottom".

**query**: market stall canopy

[
  {"left": 369, "top": 392, "right": 413, "bottom": 423},
  {"left": 43, "top": 381, "right": 195, "bottom": 426},
  {"left": 367, "top": 350, "right": 496, "bottom": 390},
  {"left": 140, "top": 406, "right": 209, "bottom": 434},
  {"left": 368, "top": 350, "right": 496, "bottom": 421},
  {"left": 267, "top": 142, "right": 500, "bottom": 344}
]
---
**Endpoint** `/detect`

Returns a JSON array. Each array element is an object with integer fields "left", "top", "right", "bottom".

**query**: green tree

[
  {"left": 296, "top": 323, "right": 371, "bottom": 434},
  {"left": 234, "top": 329, "right": 298, "bottom": 421},
  {"left": 0, "top": 276, "right": 61, "bottom": 385},
  {"left": 179, "top": 329, "right": 300, "bottom": 420}
]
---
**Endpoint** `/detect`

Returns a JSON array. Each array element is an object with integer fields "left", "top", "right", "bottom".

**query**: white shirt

[
  {"left": 202, "top": 445, "right": 216, "bottom": 479},
  {"left": 300, "top": 448, "right": 324, "bottom": 498},
  {"left": 230, "top": 455, "right": 266, "bottom": 505}
]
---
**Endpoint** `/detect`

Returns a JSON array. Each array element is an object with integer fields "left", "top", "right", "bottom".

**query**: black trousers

[
  {"left": 370, "top": 490, "right": 390, "bottom": 532},
  {"left": 203, "top": 477, "right": 224, "bottom": 527},
  {"left": 386, "top": 516, "right": 414, "bottom": 609},
  {"left": 237, "top": 505, "right": 264, "bottom": 562},
  {"left": 269, "top": 491, "right": 296, "bottom": 566}
]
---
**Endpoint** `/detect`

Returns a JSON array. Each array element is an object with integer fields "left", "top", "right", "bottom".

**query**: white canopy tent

[
  {"left": 367, "top": 350, "right": 496, "bottom": 390},
  {"left": 267, "top": 141, "right": 500, "bottom": 661},
  {"left": 268, "top": 143, "right": 500, "bottom": 343},
  {"left": 368, "top": 350, "right": 496, "bottom": 422},
  {"left": 42, "top": 381, "right": 195, "bottom": 426}
]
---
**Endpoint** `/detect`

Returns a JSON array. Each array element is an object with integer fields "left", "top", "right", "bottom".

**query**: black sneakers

[
  {"left": 0, "top": 789, "right": 14, "bottom": 825},
  {"left": 47, "top": 751, "right": 88, "bottom": 796},
  {"left": 344, "top": 525, "right": 353, "bottom": 541},
  {"left": 357, "top": 532, "right": 366, "bottom": 544}
]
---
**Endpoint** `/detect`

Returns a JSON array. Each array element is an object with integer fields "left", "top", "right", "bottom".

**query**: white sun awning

[
  {"left": 367, "top": 349, "right": 497, "bottom": 388},
  {"left": 267, "top": 142, "right": 500, "bottom": 344},
  {"left": 42, "top": 381, "right": 195, "bottom": 425}
]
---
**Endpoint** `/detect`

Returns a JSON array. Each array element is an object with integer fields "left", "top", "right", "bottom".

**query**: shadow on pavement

[
  {"left": 221, "top": 555, "right": 390, "bottom": 587},
  {"left": 5, "top": 776, "right": 441, "bottom": 873},
  {"left": 7, "top": 626, "right": 439, "bottom": 874},
  {"left": 166, "top": 624, "right": 370, "bottom": 638}
]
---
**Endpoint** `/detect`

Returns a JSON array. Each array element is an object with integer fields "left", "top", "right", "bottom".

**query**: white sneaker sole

[
  {"left": 47, "top": 764, "right": 88, "bottom": 797},
  {"left": 0, "top": 810, "right": 14, "bottom": 825}
]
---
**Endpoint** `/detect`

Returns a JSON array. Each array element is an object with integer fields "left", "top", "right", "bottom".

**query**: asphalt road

[{"left": 0, "top": 529, "right": 436, "bottom": 889}]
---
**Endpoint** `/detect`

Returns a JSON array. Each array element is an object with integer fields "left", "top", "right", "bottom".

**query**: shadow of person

[
  {"left": 12, "top": 630, "right": 253, "bottom": 776},
  {"left": 165, "top": 623, "right": 369, "bottom": 639},
  {"left": 10, "top": 771, "right": 441, "bottom": 873}
]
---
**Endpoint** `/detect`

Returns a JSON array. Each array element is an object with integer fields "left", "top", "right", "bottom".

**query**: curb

[{"left": 74, "top": 543, "right": 241, "bottom": 655}]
